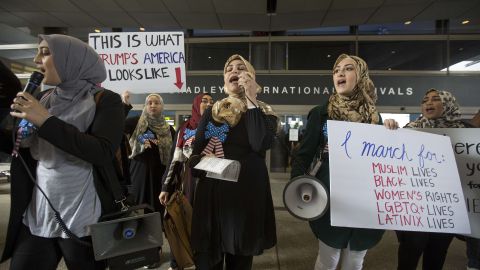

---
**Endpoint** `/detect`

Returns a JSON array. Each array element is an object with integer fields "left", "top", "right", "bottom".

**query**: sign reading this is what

[{"left": 89, "top": 32, "right": 186, "bottom": 93}]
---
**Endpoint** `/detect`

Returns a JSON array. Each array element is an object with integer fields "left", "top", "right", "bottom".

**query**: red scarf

[{"left": 177, "top": 94, "right": 205, "bottom": 147}]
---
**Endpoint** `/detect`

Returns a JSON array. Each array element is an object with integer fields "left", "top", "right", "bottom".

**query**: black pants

[
  {"left": 195, "top": 252, "right": 253, "bottom": 270},
  {"left": 396, "top": 231, "right": 453, "bottom": 270},
  {"left": 10, "top": 225, "right": 105, "bottom": 270},
  {"left": 466, "top": 236, "right": 480, "bottom": 269}
]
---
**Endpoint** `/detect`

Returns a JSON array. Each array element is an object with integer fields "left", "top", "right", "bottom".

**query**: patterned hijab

[
  {"left": 471, "top": 110, "right": 480, "bottom": 128},
  {"left": 405, "top": 89, "right": 466, "bottom": 128},
  {"left": 129, "top": 94, "right": 173, "bottom": 164},
  {"left": 31, "top": 34, "right": 106, "bottom": 168},
  {"left": 212, "top": 54, "right": 275, "bottom": 127},
  {"left": 328, "top": 54, "right": 379, "bottom": 124},
  {"left": 177, "top": 93, "right": 209, "bottom": 147}
]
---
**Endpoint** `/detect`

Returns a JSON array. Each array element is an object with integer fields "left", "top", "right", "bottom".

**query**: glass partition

[
  {"left": 359, "top": 40, "right": 447, "bottom": 70},
  {"left": 187, "top": 43, "right": 249, "bottom": 70},
  {"left": 288, "top": 41, "right": 355, "bottom": 70},
  {"left": 448, "top": 40, "right": 480, "bottom": 71}
]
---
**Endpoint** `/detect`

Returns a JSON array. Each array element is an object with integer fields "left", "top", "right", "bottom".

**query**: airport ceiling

[
  {"left": 1, "top": 0, "right": 480, "bottom": 41},
  {"left": 0, "top": 0, "right": 479, "bottom": 69}
]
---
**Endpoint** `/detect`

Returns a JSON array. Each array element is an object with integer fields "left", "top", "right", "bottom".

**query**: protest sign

[
  {"left": 289, "top": 128, "right": 299, "bottom": 141},
  {"left": 418, "top": 128, "right": 480, "bottom": 237},
  {"left": 328, "top": 120, "right": 470, "bottom": 234},
  {"left": 88, "top": 32, "right": 186, "bottom": 93}
]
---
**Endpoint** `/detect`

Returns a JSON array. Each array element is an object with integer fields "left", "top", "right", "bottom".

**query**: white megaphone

[{"left": 283, "top": 174, "right": 329, "bottom": 221}]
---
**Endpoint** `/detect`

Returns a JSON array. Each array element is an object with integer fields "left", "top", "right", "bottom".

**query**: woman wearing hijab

[
  {"left": 3, "top": 34, "right": 124, "bottom": 269},
  {"left": 159, "top": 93, "right": 213, "bottom": 270},
  {"left": 188, "top": 55, "right": 277, "bottom": 270},
  {"left": 124, "top": 93, "right": 174, "bottom": 214},
  {"left": 122, "top": 93, "right": 174, "bottom": 268},
  {"left": 291, "top": 54, "right": 395, "bottom": 270},
  {"left": 397, "top": 89, "right": 467, "bottom": 270},
  {"left": 160, "top": 93, "right": 214, "bottom": 205}
]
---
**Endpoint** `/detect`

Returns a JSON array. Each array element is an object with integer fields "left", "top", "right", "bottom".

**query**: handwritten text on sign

[
  {"left": 417, "top": 128, "right": 480, "bottom": 238},
  {"left": 328, "top": 120, "right": 470, "bottom": 234},
  {"left": 88, "top": 32, "right": 186, "bottom": 93}
]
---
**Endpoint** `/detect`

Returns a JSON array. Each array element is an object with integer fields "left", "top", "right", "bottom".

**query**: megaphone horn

[
  {"left": 89, "top": 212, "right": 163, "bottom": 270},
  {"left": 283, "top": 175, "right": 329, "bottom": 221}
]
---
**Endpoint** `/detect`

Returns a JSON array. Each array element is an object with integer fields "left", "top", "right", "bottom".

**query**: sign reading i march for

[
  {"left": 328, "top": 120, "right": 471, "bottom": 234},
  {"left": 88, "top": 32, "right": 186, "bottom": 93}
]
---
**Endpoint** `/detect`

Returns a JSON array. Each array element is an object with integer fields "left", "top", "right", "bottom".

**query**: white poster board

[
  {"left": 289, "top": 128, "right": 299, "bottom": 141},
  {"left": 328, "top": 120, "right": 470, "bottom": 234},
  {"left": 417, "top": 128, "right": 480, "bottom": 238},
  {"left": 88, "top": 32, "right": 186, "bottom": 93}
]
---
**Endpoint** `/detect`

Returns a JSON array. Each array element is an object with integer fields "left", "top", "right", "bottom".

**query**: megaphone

[
  {"left": 283, "top": 175, "right": 329, "bottom": 221},
  {"left": 89, "top": 212, "right": 163, "bottom": 270}
]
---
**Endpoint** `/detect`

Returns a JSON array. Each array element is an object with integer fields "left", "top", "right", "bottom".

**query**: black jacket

[{"left": 1, "top": 89, "right": 125, "bottom": 262}]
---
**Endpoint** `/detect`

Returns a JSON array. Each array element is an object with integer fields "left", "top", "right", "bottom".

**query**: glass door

[{"left": 270, "top": 114, "right": 308, "bottom": 174}]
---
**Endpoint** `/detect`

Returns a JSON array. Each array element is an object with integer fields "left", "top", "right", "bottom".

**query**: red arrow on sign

[{"left": 174, "top": 67, "right": 184, "bottom": 90}]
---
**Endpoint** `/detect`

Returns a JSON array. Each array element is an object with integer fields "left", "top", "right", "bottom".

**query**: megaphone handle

[
  {"left": 309, "top": 159, "right": 323, "bottom": 176},
  {"left": 307, "top": 143, "right": 325, "bottom": 176}
]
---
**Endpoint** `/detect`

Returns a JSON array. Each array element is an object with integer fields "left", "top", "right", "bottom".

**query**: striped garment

[{"left": 202, "top": 137, "right": 224, "bottom": 158}]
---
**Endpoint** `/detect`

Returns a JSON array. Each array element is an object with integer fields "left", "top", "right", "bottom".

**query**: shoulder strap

[
  {"left": 91, "top": 88, "right": 127, "bottom": 206},
  {"left": 94, "top": 89, "right": 105, "bottom": 105}
]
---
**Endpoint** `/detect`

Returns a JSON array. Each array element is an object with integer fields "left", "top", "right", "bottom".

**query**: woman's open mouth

[
  {"left": 425, "top": 107, "right": 435, "bottom": 113},
  {"left": 337, "top": 79, "right": 346, "bottom": 87},
  {"left": 229, "top": 76, "right": 239, "bottom": 84}
]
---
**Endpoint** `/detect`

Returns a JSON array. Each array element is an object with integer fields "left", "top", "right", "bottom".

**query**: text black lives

[{"left": 108, "top": 67, "right": 169, "bottom": 81}]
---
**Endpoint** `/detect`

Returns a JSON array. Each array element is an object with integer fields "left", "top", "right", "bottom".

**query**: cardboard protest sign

[
  {"left": 328, "top": 120, "right": 470, "bottom": 234},
  {"left": 89, "top": 32, "right": 185, "bottom": 93}
]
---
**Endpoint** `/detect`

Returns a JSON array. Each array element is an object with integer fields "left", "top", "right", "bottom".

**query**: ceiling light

[
  {"left": 387, "top": 68, "right": 392, "bottom": 71},
  {"left": 327, "top": 54, "right": 331, "bottom": 58},
  {"left": 94, "top": 29, "right": 101, "bottom": 33},
  {"left": 139, "top": 27, "right": 145, "bottom": 31},
  {"left": 208, "top": 56, "right": 212, "bottom": 59},
  {"left": 462, "top": 20, "right": 470, "bottom": 25},
  {"left": 404, "top": 21, "right": 412, "bottom": 25}
]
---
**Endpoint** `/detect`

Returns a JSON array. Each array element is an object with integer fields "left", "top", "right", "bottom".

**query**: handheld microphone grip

[
  {"left": 23, "top": 71, "right": 44, "bottom": 94},
  {"left": 12, "top": 71, "right": 44, "bottom": 114}
]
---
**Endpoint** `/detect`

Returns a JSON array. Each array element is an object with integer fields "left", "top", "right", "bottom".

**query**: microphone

[
  {"left": 23, "top": 71, "right": 44, "bottom": 94},
  {"left": 11, "top": 71, "right": 44, "bottom": 115}
]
